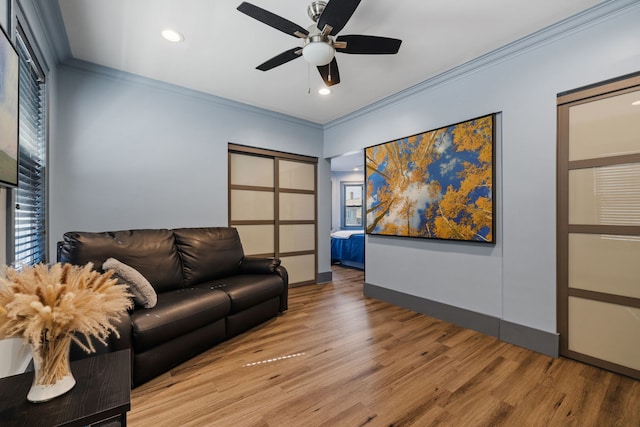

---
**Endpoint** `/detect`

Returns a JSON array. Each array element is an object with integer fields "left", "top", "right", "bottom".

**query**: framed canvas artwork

[{"left": 365, "top": 113, "right": 496, "bottom": 243}]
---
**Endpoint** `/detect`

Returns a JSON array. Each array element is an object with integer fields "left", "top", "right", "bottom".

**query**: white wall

[
  {"left": 324, "top": 2, "right": 640, "bottom": 335},
  {"left": 51, "top": 62, "right": 330, "bottom": 273},
  {"left": 330, "top": 170, "right": 364, "bottom": 231}
]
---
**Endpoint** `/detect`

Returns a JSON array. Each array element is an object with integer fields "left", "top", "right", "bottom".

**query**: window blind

[{"left": 14, "top": 30, "right": 47, "bottom": 267}]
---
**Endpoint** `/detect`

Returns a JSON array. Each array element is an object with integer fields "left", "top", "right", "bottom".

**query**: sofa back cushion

[
  {"left": 59, "top": 229, "right": 184, "bottom": 293},
  {"left": 173, "top": 227, "right": 244, "bottom": 286}
]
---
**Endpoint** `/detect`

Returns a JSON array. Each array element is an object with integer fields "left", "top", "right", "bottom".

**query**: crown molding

[
  {"left": 29, "top": 0, "right": 71, "bottom": 64},
  {"left": 31, "top": 0, "right": 321, "bottom": 129},
  {"left": 59, "top": 58, "right": 323, "bottom": 130}
]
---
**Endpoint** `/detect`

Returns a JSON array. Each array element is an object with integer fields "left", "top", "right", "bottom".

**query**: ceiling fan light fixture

[
  {"left": 302, "top": 41, "right": 335, "bottom": 66},
  {"left": 237, "top": 1, "right": 402, "bottom": 86},
  {"left": 318, "top": 87, "right": 331, "bottom": 95}
]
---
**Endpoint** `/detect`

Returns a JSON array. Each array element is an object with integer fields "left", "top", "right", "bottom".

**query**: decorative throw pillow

[{"left": 103, "top": 258, "right": 157, "bottom": 309}]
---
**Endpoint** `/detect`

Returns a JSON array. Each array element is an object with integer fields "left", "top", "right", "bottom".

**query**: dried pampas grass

[{"left": 0, "top": 263, "right": 132, "bottom": 385}]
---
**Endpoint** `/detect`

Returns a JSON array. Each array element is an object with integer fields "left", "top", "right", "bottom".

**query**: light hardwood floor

[{"left": 129, "top": 266, "right": 640, "bottom": 426}]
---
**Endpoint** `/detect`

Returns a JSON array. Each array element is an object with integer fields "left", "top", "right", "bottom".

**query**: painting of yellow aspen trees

[{"left": 365, "top": 114, "right": 495, "bottom": 243}]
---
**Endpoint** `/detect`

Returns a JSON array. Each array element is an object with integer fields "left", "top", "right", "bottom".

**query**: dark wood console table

[{"left": 0, "top": 349, "right": 131, "bottom": 426}]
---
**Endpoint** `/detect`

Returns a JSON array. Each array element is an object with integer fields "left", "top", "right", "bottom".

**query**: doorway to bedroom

[{"left": 331, "top": 151, "right": 365, "bottom": 271}]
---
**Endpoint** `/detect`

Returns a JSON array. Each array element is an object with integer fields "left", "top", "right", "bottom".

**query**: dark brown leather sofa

[{"left": 57, "top": 227, "right": 288, "bottom": 386}]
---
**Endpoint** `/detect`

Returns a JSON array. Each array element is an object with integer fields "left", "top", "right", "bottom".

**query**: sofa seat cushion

[
  {"left": 130, "top": 287, "right": 230, "bottom": 352},
  {"left": 194, "top": 274, "right": 284, "bottom": 314}
]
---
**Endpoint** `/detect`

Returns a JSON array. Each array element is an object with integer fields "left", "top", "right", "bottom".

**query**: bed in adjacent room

[{"left": 330, "top": 230, "right": 364, "bottom": 270}]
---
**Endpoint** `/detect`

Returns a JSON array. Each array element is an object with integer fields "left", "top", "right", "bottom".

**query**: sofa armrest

[
  {"left": 238, "top": 257, "right": 288, "bottom": 312},
  {"left": 275, "top": 265, "right": 289, "bottom": 312},
  {"left": 238, "top": 257, "right": 281, "bottom": 274}
]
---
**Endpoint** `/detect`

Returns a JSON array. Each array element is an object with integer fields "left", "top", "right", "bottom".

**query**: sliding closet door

[
  {"left": 229, "top": 144, "right": 318, "bottom": 286},
  {"left": 557, "top": 74, "right": 640, "bottom": 379},
  {"left": 229, "top": 153, "right": 275, "bottom": 257},
  {"left": 278, "top": 159, "right": 317, "bottom": 286}
]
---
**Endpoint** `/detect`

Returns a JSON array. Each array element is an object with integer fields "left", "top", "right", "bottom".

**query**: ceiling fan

[{"left": 237, "top": 0, "right": 402, "bottom": 87}]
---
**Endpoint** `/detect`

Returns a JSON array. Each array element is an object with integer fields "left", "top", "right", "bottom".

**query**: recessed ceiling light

[
  {"left": 318, "top": 87, "right": 331, "bottom": 95},
  {"left": 162, "top": 29, "right": 184, "bottom": 43},
  {"left": 632, "top": 100, "right": 640, "bottom": 106}
]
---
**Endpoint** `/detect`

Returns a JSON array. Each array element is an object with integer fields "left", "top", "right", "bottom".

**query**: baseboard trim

[
  {"left": 500, "top": 320, "right": 559, "bottom": 357},
  {"left": 317, "top": 271, "right": 332, "bottom": 284},
  {"left": 364, "top": 282, "right": 501, "bottom": 337},
  {"left": 364, "top": 282, "right": 559, "bottom": 357}
]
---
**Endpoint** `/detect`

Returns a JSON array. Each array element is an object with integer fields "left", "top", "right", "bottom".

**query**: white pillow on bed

[{"left": 103, "top": 258, "right": 157, "bottom": 309}]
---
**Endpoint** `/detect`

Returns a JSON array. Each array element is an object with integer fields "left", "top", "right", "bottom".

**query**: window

[
  {"left": 14, "top": 28, "right": 47, "bottom": 267},
  {"left": 342, "top": 183, "right": 363, "bottom": 228}
]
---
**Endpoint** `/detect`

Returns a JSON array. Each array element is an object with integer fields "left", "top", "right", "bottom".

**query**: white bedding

[{"left": 330, "top": 230, "right": 364, "bottom": 239}]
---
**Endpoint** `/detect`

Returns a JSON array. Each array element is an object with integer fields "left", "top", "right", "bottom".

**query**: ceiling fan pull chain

[{"left": 307, "top": 62, "right": 311, "bottom": 94}]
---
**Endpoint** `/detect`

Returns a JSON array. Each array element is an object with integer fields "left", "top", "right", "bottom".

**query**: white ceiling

[{"left": 58, "top": 0, "right": 605, "bottom": 125}]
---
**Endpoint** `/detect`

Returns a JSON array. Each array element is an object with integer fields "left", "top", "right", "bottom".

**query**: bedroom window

[{"left": 342, "top": 183, "right": 363, "bottom": 228}]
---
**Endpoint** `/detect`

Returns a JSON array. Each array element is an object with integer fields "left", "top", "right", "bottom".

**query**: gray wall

[
  {"left": 51, "top": 62, "right": 331, "bottom": 274},
  {"left": 323, "top": 2, "right": 640, "bottom": 339}
]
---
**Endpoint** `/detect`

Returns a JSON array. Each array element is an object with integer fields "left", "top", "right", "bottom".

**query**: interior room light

[
  {"left": 318, "top": 87, "right": 331, "bottom": 95},
  {"left": 632, "top": 100, "right": 640, "bottom": 106},
  {"left": 302, "top": 42, "right": 335, "bottom": 66},
  {"left": 162, "top": 29, "right": 184, "bottom": 42}
]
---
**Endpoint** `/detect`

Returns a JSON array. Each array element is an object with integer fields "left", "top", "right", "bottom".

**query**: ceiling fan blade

[
  {"left": 336, "top": 35, "right": 402, "bottom": 54},
  {"left": 317, "top": 0, "right": 361, "bottom": 36},
  {"left": 237, "top": 2, "right": 309, "bottom": 38},
  {"left": 257, "top": 48, "right": 302, "bottom": 71},
  {"left": 317, "top": 58, "right": 341, "bottom": 87}
]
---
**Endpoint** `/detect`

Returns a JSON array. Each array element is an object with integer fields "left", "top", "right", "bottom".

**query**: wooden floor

[{"left": 129, "top": 266, "right": 640, "bottom": 427}]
